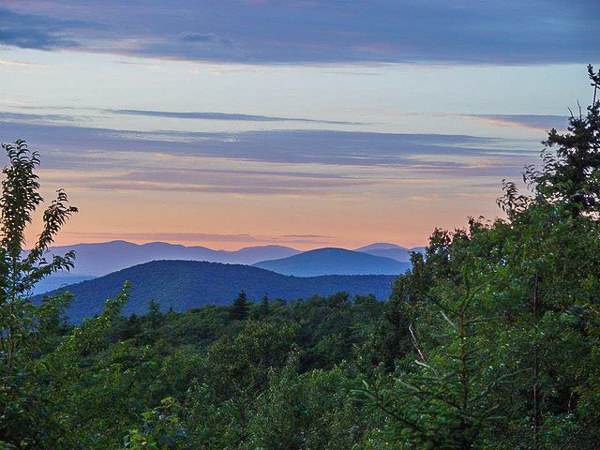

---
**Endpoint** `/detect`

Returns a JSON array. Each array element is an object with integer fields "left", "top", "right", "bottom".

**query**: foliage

[
  {"left": 0, "top": 141, "right": 132, "bottom": 449},
  {"left": 41, "top": 259, "right": 396, "bottom": 323},
  {"left": 358, "top": 66, "right": 600, "bottom": 449},
  {"left": 0, "top": 140, "right": 77, "bottom": 447},
  {"left": 122, "top": 398, "right": 186, "bottom": 450},
  {"left": 527, "top": 64, "right": 600, "bottom": 217},
  {"left": 230, "top": 290, "right": 250, "bottom": 320}
]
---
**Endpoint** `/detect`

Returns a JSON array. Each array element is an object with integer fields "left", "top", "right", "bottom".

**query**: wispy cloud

[
  {"left": 455, "top": 192, "right": 499, "bottom": 199},
  {"left": 0, "top": 60, "right": 38, "bottom": 67},
  {"left": 37, "top": 163, "right": 380, "bottom": 197},
  {"left": 0, "top": 119, "right": 531, "bottom": 169},
  {"left": 69, "top": 179, "right": 376, "bottom": 197},
  {"left": 64, "top": 231, "right": 330, "bottom": 245},
  {"left": 108, "top": 109, "right": 364, "bottom": 125},
  {"left": 0, "top": 111, "right": 83, "bottom": 123},
  {"left": 65, "top": 231, "right": 264, "bottom": 243},
  {"left": 0, "top": 117, "right": 538, "bottom": 200},
  {"left": 405, "top": 194, "right": 440, "bottom": 203},
  {"left": 463, "top": 114, "right": 570, "bottom": 131},
  {"left": 0, "top": 107, "right": 363, "bottom": 126},
  {"left": 281, "top": 234, "right": 332, "bottom": 239}
]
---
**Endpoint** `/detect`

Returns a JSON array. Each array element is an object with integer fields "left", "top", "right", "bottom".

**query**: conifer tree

[
  {"left": 524, "top": 65, "right": 600, "bottom": 217},
  {"left": 258, "top": 293, "right": 270, "bottom": 317},
  {"left": 231, "top": 290, "right": 250, "bottom": 320},
  {"left": 361, "top": 66, "right": 600, "bottom": 448},
  {"left": 148, "top": 299, "right": 162, "bottom": 328}
]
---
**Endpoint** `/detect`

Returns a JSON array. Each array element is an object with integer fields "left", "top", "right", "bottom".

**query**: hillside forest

[{"left": 1, "top": 66, "right": 600, "bottom": 449}]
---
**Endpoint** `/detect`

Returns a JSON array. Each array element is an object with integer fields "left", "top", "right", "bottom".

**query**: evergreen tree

[
  {"left": 359, "top": 66, "right": 600, "bottom": 449},
  {"left": 258, "top": 293, "right": 270, "bottom": 317},
  {"left": 122, "top": 313, "right": 141, "bottom": 340},
  {"left": 524, "top": 64, "right": 600, "bottom": 217},
  {"left": 148, "top": 299, "right": 162, "bottom": 328},
  {"left": 231, "top": 290, "right": 250, "bottom": 320}
]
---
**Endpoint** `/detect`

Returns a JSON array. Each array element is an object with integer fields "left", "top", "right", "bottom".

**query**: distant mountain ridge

[
  {"left": 32, "top": 240, "right": 422, "bottom": 294},
  {"left": 253, "top": 247, "right": 411, "bottom": 276},
  {"left": 44, "top": 240, "right": 302, "bottom": 277},
  {"left": 354, "top": 243, "right": 425, "bottom": 262},
  {"left": 355, "top": 243, "right": 405, "bottom": 251},
  {"left": 41, "top": 260, "right": 397, "bottom": 324}
]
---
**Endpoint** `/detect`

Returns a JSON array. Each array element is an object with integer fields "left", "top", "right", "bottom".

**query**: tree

[
  {"left": 139, "top": 300, "right": 163, "bottom": 344},
  {"left": 230, "top": 290, "right": 250, "bottom": 320},
  {"left": 358, "top": 237, "right": 514, "bottom": 449},
  {"left": 0, "top": 139, "right": 78, "bottom": 446},
  {"left": 523, "top": 65, "right": 600, "bottom": 217},
  {"left": 359, "top": 66, "right": 600, "bottom": 448},
  {"left": 0, "top": 140, "right": 78, "bottom": 373},
  {"left": 0, "top": 141, "right": 136, "bottom": 449},
  {"left": 258, "top": 292, "right": 270, "bottom": 317},
  {"left": 148, "top": 299, "right": 162, "bottom": 324}
]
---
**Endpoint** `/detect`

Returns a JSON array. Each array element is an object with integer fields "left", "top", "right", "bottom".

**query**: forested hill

[
  {"left": 43, "top": 260, "right": 396, "bottom": 323},
  {"left": 253, "top": 247, "right": 410, "bottom": 276}
]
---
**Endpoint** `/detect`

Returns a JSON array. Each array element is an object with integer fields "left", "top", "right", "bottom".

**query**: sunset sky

[{"left": 0, "top": 1, "right": 598, "bottom": 249}]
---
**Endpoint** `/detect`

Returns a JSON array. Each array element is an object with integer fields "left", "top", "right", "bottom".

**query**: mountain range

[
  {"left": 44, "top": 240, "right": 302, "bottom": 276},
  {"left": 42, "top": 260, "right": 398, "bottom": 324},
  {"left": 32, "top": 241, "right": 423, "bottom": 294}
]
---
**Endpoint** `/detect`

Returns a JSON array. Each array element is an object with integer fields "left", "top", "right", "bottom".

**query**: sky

[{"left": 0, "top": 0, "right": 598, "bottom": 250}]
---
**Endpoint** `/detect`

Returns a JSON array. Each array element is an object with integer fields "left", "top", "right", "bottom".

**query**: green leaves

[
  {"left": 365, "top": 76, "right": 600, "bottom": 446},
  {"left": 123, "top": 398, "right": 186, "bottom": 450},
  {"left": 53, "top": 281, "right": 131, "bottom": 358},
  {"left": 0, "top": 140, "right": 78, "bottom": 379},
  {"left": 0, "top": 141, "right": 139, "bottom": 449}
]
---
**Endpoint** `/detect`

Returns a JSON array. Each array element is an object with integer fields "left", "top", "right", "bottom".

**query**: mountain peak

[
  {"left": 355, "top": 243, "right": 407, "bottom": 251},
  {"left": 253, "top": 247, "right": 410, "bottom": 277}
]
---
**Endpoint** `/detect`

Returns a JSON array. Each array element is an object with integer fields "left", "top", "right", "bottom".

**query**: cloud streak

[
  {"left": 0, "top": 117, "right": 539, "bottom": 200},
  {"left": 64, "top": 231, "right": 329, "bottom": 245},
  {"left": 0, "top": 111, "right": 82, "bottom": 123},
  {"left": 463, "top": 114, "right": 570, "bottom": 131},
  {"left": 108, "top": 109, "right": 364, "bottom": 125},
  {"left": 0, "top": 119, "right": 531, "bottom": 169}
]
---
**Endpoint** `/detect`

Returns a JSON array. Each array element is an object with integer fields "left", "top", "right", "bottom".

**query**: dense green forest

[
  {"left": 1, "top": 66, "right": 600, "bottom": 449},
  {"left": 40, "top": 260, "right": 397, "bottom": 324}
]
